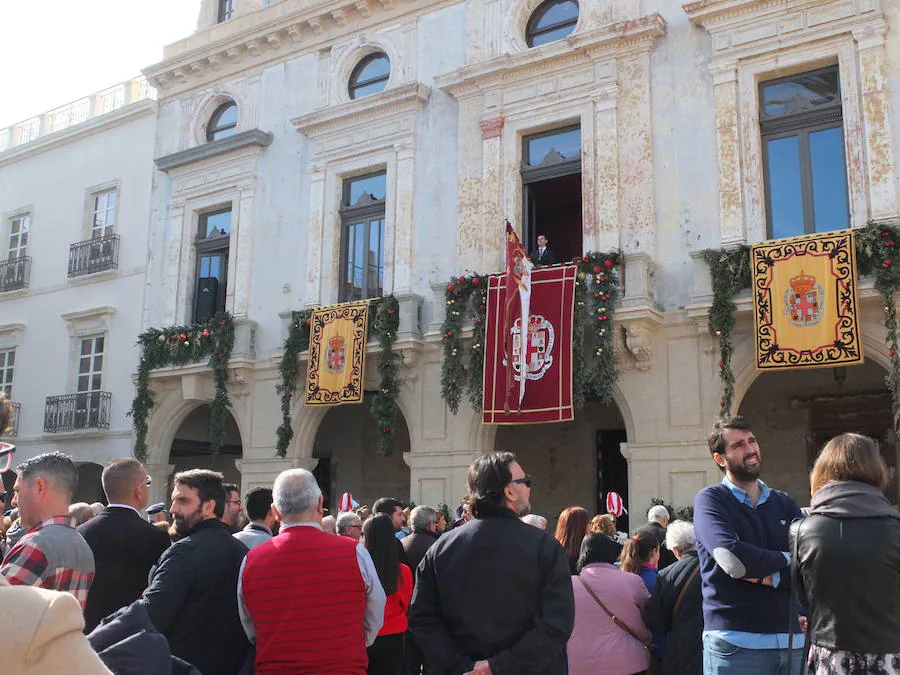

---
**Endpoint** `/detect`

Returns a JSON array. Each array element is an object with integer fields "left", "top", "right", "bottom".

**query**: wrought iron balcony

[
  {"left": 7, "top": 401, "right": 19, "bottom": 436},
  {"left": 44, "top": 391, "right": 111, "bottom": 432},
  {"left": 0, "top": 256, "right": 30, "bottom": 292},
  {"left": 68, "top": 234, "right": 120, "bottom": 278}
]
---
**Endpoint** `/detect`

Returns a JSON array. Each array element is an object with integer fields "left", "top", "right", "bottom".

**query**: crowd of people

[{"left": 0, "top": 390, "right": 899, "bottom": 675}]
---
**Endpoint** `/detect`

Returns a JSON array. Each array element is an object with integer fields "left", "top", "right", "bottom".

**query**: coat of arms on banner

[
  {"left": 784, "top": 271, "right": 823, "bottom": 327},
  {"left": 505, "top": 315, "right": 555, "bottom": 381},
  {"left": 326, "top": 335, "right": 346, "bottom": 374}
]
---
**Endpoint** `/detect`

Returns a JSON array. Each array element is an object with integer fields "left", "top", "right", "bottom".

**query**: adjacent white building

[{"left": 0, "top": 79, "right": 157, "bottom": 501}]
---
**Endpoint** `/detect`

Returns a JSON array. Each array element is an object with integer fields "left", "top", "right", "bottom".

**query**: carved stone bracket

[{"left": 616, "top": 307, "right": 664, "bottom": 372}]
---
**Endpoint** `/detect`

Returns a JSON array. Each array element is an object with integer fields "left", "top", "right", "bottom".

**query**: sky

[{"left": 0, "top": 0, "right": 202, "bottom": 128}]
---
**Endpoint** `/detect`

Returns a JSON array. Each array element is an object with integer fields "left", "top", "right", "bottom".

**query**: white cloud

[{"left": 0, "top": 0, "right": 201, "bottom": 128}]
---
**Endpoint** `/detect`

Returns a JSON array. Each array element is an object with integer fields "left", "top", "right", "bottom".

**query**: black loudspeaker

[{"left": 195, "top": 277, "right": 219, "bottom": 321}]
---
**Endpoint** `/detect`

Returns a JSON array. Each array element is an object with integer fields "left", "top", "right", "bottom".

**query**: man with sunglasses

[
  {"left": 77, "top": 458, "right": 170, "bottom": 632},
  {"left": 410, "top": 452, "right": 574, "bottom": 675}
]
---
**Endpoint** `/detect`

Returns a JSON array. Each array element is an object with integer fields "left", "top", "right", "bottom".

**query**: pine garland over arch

[
  {"left": 276, "top": 295, "right": 401, "bottom": 458},
  {"left": 128, "top": 312, "right": 235, "bottom": 462}
]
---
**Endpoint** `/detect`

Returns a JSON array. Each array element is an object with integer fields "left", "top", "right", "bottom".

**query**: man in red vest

[{"left": 238, "top": 468, "right": 386, "bottom": 674}]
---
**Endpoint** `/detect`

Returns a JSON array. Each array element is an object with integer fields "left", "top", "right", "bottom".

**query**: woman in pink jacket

[{"left": 568, "top": 532, "right": 652, "bottom": 675}]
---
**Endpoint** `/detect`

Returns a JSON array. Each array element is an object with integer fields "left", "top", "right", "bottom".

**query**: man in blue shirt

[{"left": 694, "top": 415, "right": 804, "bottom": 674}]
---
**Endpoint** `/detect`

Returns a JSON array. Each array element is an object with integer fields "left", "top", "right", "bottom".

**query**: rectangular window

[
  {"left": 218, "top": 0, "right": 234, "bottom": 22},
  {"left": 340, "top": 172, "right": 386, "bottom": 302},
  {"left": 91, "top": 189, "right": 117, "bottom": 238},
  {"left": 761, "top": 66, "right": 849, "bottom": 239},
  {"left": 8, "top": 214, "right": 29, "bottom": 259},
  {"left": 0, "top": 348, "right": 14, "bottom": 397},
  {"left": 522, "top": 125, "right": 583, "bottom": 263},
  {"left": 77, "top": 336, "right": 104, "bottom": 393},
  {"left": 194, "top": 207, "right": 231, "bottom": 322}
]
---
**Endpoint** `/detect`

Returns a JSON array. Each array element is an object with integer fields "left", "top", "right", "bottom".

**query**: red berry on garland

[
  {"left": 179, "top": 333, "right": 187, "bottom": 340},
  {"left": 448, "top": 284, "right": 457, "bottom": 293},
  {"left": 216, "top": 354, "right": 223, "bottom": 360},
  {"left": 594, "top": 292, "right": 601, "bottom": 298},
  {"left": 604, "top": 259, "right": 615, "bottom": 270},
  {"left": 582, "top": 256, "right": 589, "bottom": 263},
  {"left": 306, "top": 318, "right": 312, "bottom": 326},
  {"left": 472, "top": 277, "right": 481, "bottom": 286},
  {"left": 721, "top": 401, "right": 726, "bottom": 408},
  {"left": 382, "top": 427, "right": 391, "bottom": 434},
  {"left": 458, "top": 276, "right": 466, "bottom": 284},
  {"left": 291, "top": 369, "right": 298, "bottom": 375},
  {"left": 884, "top": 261, "right": 893, "bottom": 268},
  {"left": 888, "top": 242, "right": 896, "bottom": 248},
  {"left": 593, "top": 265, "right": 602, "bottom": 274},
  {"left": 598, "top": 276, "right": 607, "bottom": 282},
  {"left": 202, "top": 330, "right": 210, "bottom": 338},
  {"left": 387, "top": 308, "right": 395, "bottom": 314},
  {"left": 288, "top": 393, "right": 293, "bottom": 398},
  {"left": 220, "top": 320, "right": 226, "bottom": 326},
  {"left": 883, "top": 231, "right": 891, "bottom": 237},
  {"left": 171, "top": 334, "right": 178, "bottom": 340},
  {"left": 475, "top": 319, "right": 482, "bottom": 325},
  {"left": 719, "top": 360, "right": 725, "bottom": 368}
]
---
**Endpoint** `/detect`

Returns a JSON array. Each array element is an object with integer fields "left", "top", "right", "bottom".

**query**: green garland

[
  {"left": 275, "top": 296, "right": 401, "bottom": 457},
  {"left": 705, "top": 223, "right": 900, "bottom": 428},
  {"left": 439, "top": 253, "right": 621, "bottom": 414},
  {"left": 128, "top": 312, "right": 235, "bottom": 462}
]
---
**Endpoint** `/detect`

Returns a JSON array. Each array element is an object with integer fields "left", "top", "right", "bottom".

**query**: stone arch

[
  {"left": 332, "top": 34, "right": 401, "bottom": 106},
  {"left": 190, "top": 83, "right": 247, "bottom": 147},
  {"left": 505, "top": 0, "right": 588, "bottom": 54}
]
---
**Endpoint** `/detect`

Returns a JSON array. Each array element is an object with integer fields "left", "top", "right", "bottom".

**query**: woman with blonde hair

[
  {"left": 555, "top": 506, "right": 591, "bottom": 574},
  {"left": 793, "top": 432, "right": 900, "bottom": 674}
]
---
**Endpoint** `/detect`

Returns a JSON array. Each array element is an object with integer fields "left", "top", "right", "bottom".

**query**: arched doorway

[
  {"left": 494, "top": 401, "right": 628, "bottom": 530},
  {"left": 737, "top": 358, "right": 895, "bottom": 506},
  {"left": 168, "top": 405, "right": 243, "bottom": 493},
  {"left": 312, "top": 401, "right": 411, "bottom": 512}
]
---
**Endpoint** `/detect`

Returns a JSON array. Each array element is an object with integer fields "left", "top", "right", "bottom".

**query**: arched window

[
  {"left": 526, "top": 0, "right": 579, "bottom": 48},
  {"left": 206, "top": 102, "right": 238, "bottom": 142},
  {"left": 348, "top": 53, "right": 391, "bottom": 100}
]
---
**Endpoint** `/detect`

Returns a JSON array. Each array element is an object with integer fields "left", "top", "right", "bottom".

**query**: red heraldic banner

[{"left": 482, "top": 264, "right": 576, "bottom": 424}]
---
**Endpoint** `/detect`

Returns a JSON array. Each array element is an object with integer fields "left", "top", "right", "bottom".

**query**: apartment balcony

[
  {"left": 7, "top": 401, "right": 19, "bottom": 436},
  {"left": 68, "top": 234, "right": 120, "bottom": 278},
  {"left": 0, "top": 257, "right": 30, "bottom": 293},
  {"left": 44, "top": 391, "right": 111, "bottom": 433}
]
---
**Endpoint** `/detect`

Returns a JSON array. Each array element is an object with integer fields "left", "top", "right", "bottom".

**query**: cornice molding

[
  {"left": 142, "top": 0, "right": 455, "bottom": 99},
  {"left": 434, "top": 14, "right": 667, "bottom": 98},
  {"left": 683, "top": 0, "right": 882, "bottom": 28},
  {"left": 155, "top": 129, "right": 273, "bottom": 172},
  {"left": 292, "top": 82, "right": 430, "bottom": 138},
  {"left": 0, "top": 101, "right": 156, "bottom": 169}
]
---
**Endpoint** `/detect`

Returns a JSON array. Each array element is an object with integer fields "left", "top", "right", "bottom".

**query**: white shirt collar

[
  {"left": 281, "top": 521, "right": 322, "bottom": 531},
  {"left": 106, "top": 503, "right": 143, "bottom": 517}
]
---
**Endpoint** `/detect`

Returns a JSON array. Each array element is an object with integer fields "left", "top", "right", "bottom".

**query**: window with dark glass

[
  {"left": 194, "top": 208, "right": 231, "bottom": 322},
  {"left": 206, "top": 102, "right": 238, "bottom": 142},
  {"left": 218, "top": 0, "right": 234, "bottom": 23},
  {"left": 522, "top": 124, "right": 582, "bottom": 263},
  {"left": 348, "top": 54, "right": 391, "bottom": 100},
  {"left": 526, "top": 0, "right": 579, "bottom": 48},
  {"left": 340, "top": 172, "right": 386, "bottom": 301},
  {"left": 761, "top": 66, "right": 849, "bottom": 240}
]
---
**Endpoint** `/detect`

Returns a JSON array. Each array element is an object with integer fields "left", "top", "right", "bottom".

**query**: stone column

[
  {"left": 711, "top": 64, "right": 744, "bottom": 245},
  {"left": 392, "top": 142, "right": 416, "bottom": 294},
  {"left": 145, "top": 462, "right": 175, "bottom": 504},
  {"left": 305, "top": 163, "right": 326, "bottom": 307},
  {"left": 593, "top": 86, "right": 620, "bottom": 253},
  {"left": 235, "top": 457, "right": 319, "bottom": 493},
  {"left": 404, "top": 450, "right": 477, "bottom": 509},
  {"left": 169, "top": 199, "right": 189, "bottom": 326},
  {"left": 231, "top": 185, "right": 255, "bottom": 318},
  {"left": 854, "top": 27, "right": 898, "bottom": 223},
  {"left": 479, "top": 115, "right": 504, "bottom": 273}
]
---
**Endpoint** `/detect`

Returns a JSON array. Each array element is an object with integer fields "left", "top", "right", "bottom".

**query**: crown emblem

[
  {"left": 789, "top": 270, "right": 816, "bottom": 294},
  {"left": 328, "top": 335, "right": 345, "bottom": 350}
]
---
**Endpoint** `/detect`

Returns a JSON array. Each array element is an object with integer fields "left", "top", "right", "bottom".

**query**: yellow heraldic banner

[
  {"left": 752, "top": 230, "right": 863, "bottom": 370},
  {"left": 305, "top": 301, "right": 370, "bottom": 405}
]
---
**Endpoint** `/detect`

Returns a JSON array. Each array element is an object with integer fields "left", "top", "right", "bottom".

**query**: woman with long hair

[
  {"left": 794, "top": 433, "right": 900, "bottom": 675},
  {"left": 555, "top": 506, "right": 591, "bottom": 574},
  {"left": 619, "top": 529, "right": 660, "bottom": 594},
  {"left": 363, "top": 513, "right": 413, "bottom": 675}
]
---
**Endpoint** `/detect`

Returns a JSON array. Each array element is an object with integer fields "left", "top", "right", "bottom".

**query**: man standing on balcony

[{"left": 0, "top": 452, "right": 95, "bottom": 610}]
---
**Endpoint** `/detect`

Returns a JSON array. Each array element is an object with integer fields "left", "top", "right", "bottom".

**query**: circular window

[
  {"left": 348, "top": 53, "right": 391, "bottom": 100},
  {"left": 526, "top": 0, "right": 579, "bottom": 48},
  {"left": 206, "top": 102, "right": 238, "bottom": 142}
]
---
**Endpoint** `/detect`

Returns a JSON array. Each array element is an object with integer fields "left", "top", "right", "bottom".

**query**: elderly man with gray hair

[
  {"left": 238, "top": 468, "right": 385, "bottom": 674},
  {"left": 639, "top": 504, "right": 677, "bottom": 569},
  {"left": 337, "top": 510, "right": 364, "bottom": 541},
  {"left": 644, "top": 520, "right": 703, "bottom": 675}
]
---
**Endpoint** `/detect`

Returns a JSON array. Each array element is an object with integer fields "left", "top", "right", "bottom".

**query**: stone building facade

[{"left": 8, "top": 0, "right": 897, "bottom": 523}]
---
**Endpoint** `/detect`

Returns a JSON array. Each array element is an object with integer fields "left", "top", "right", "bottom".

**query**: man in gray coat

[{"left": 233, "top": 487, "right": 277, "bottom": 550}]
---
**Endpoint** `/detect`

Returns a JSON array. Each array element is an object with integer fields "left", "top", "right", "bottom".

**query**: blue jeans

[{"left": 703, "top": 634, "right": 805, "bottom": 675}]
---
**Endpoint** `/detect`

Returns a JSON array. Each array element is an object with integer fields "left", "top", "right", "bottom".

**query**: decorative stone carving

[
  {"left": 479, "top": 116, "right": 504, "bottom": 140},
  {"left": 624, "top": 322, "right": 654, "bottom": 371}
]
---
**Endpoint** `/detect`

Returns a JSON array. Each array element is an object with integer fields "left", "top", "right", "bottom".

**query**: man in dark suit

[
  {"left": 78, "top": 459, "right": 169, "bottom": 632},
  {"left": 529, "top": 234, "right": 556, "bottom": 266}
]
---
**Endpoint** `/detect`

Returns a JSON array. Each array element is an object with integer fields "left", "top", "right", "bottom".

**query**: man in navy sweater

[{"left": 694, "top": 416, "right": 804, "bottom": 674}]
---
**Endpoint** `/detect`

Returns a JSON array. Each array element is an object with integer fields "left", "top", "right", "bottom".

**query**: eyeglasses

[
  {"left": 226, "top": 500, "right": 241, "bottom": 505},
  {"left": 510, "top": 475, "right": 533, "bottom": 488},
  {"left": 143, "top": 476, "right": 152, "bottom": 487}
]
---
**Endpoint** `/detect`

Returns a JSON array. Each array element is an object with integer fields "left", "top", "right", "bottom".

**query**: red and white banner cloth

[
  {"left": 482, "top": 263, "right": 576, "bottom": 425},
  {"left": 504, "top": 222, "right": 533, "bottom": 408}
]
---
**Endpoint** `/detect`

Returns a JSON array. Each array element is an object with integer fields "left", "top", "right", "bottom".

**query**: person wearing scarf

[{"left": 792, "top": 433, "right": 900, "bottom": 675}]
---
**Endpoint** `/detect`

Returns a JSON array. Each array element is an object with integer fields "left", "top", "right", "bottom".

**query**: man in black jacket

[
  {"left": 139, "top": 469, "right": 250, "bottom": 675},
  {"left": 78, "top": 459, "right": 170, "bottom": 632},
  {"left": 409, "top": 452, "right": 574, "bottom": 675},
  {"left": 402, "top": 505, "right": 439, "bottom": 575}
]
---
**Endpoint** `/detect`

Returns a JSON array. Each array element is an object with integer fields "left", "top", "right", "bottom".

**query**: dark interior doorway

[
  {"left": 525, "top": 172, "right": 583, "bottom": 263},
  {"left": 597, "top": 429, "right": 629, "bottom": 531},
  {"left": 313, "top": 456, "right": 334, "bottom": 512}
]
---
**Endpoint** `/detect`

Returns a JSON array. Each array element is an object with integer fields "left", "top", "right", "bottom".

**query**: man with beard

[
  {"left": 694, "top": 416, "right": 804, "bottom": 674},
  {"left": 139, "top": 469, "right": 250, "bottom": 674},
  {"left": 409, "top": 452, "right": 574, "bottom": 675}
]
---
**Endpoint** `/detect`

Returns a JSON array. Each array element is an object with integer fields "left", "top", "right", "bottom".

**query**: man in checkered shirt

[{"left": 0, "top": 452, "right": 95, "bottom": 609}]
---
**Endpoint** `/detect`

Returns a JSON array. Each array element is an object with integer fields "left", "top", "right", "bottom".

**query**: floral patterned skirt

[{"left": 808, "top": 644, "right": 900, "bottom": 675}]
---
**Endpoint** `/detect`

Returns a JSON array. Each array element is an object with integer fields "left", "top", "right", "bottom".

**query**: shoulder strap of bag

[
  {"left": 578, "top": 575, "right": 651, "bottom": 650},
  {"left": 672, "top": 562, "right": 701, "bottom": 617}
]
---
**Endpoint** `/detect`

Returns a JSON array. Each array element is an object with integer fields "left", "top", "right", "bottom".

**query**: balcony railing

[
  {"left": 7, "top": 401, "right": 19, "bottom": 436},
  {"left": 44, "top": 391, "right": 111, "bottom": 432},
  {"left": 68, "top": 234, "right": 120, "bottom": 277},
  {"left": 0, "top": 257, "right": 31, "bottom": 292}
]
